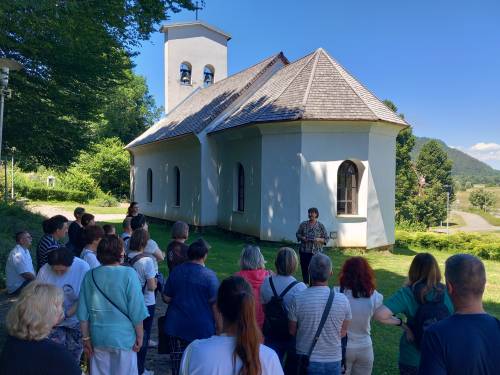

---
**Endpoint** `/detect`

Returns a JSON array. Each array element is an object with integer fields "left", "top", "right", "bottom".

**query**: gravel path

[
  {"left": 451, "top": 210, "right": 500, "bottom": 232},
  {"left": 27, "top": 204, "right": 126, "bottom": 222}
]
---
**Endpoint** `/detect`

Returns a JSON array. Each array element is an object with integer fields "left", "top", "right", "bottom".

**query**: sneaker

[
  {"left": 148, "top": 339, "right": 158, "bottom": 348},
  {"left": 142, "top": 370, "right": 154, "bottom": 375}
]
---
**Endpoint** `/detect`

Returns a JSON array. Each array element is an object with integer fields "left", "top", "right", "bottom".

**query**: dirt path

[
  {"left": 451, "top": 210, "right": 500, "bottom": 232},
  {"left": 27, "top": 204, "right": 125, "bottom": 222}
]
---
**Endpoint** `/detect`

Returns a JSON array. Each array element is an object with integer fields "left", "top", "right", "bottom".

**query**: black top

[
  {"left": 419, "top": 313, "right": 500, "bottom": 375},
  {"left": 166, "top": 240, "right": 189, "bottom": 272},
  {"left": 0, "top": 335, "right": 81, "bottom": 375},
  {"left": 67, "top": 221, "right": 84, "bottom": 256}
]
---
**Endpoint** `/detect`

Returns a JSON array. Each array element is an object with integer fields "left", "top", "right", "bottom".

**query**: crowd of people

[{"left": 1, "top": 204, "right": 499, "bottom": 375}]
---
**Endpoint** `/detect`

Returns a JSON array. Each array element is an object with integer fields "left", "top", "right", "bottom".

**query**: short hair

[
  {"left": 122, "top": 217, "right": 132, "bottom": 230},
  {"left": 15, "top": 231, "right": 29, "bottom": 243},
  {"left": 47, "top": 247, "right": 74, "bottom": 267},
  {"left": 445, "top": 254, "right": 486, "bottom": 299},
  {"left": 83, "top": 225, "right": 105, "bottom": 245},
  {"left": 97, "top": 235, "right": 124, "bottom": 265},
  {"left": 171, "top": 221, "right": 189, "bottom": 240},
  {"left": 44, "top": 215, "right": 69, "bottom": 234},
  {"left": 73, "top": 207, "right": 85, "bottom": 218},
  {"left": 308, "top": 207, "right": 319, "bottom": 217},
  {"left": 81, "top": 213, "right": 95, "bottom": 227},
  {"left": 129, "top": 228, "right": 149, "bottom": 252},
  {"left": 102, "top": 224, "right": 115, "bottom": 235},
  {"left": 6, "top": 282, "right": 63, "bottom": 340},
  {"left": 309, "top": 253, "right": 332, "bottom": 282},
  {"left": 275, "top": 247, "right": 298, "bottom": 276},
  {"left": 239, "top": 245, "right": 265, "bottom": 270},
  {"left": 188, "top": 238, "right": 210, "bottom": 260},
  {"left": 130, "top": 214, "right": 146, "bottom": 231}
]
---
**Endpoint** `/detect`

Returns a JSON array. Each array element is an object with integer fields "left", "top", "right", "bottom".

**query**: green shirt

[{"left": 384, "top": 286, "right": 454, "bottom": 368}]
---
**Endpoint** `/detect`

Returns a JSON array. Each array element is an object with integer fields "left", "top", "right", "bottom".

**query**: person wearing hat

[{"left": 161, "top": 238, "right": 220, "bottom": 375}]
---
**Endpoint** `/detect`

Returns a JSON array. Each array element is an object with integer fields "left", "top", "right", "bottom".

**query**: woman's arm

[
  {"left": 146, "top": 277, "right": 157, "bottom": 291},
  {"left": 162, "top": 294, "right": 172, "bottom": 304},
  {"left": 373, "top": 305, "right": 402, "bottom": 325},
  {"left": 153, "top": 249, "right": 165, "bottom": 262},
  {"left": 80, "top": 320, "right": 93, "bottom": 357},
  {"left": 133, "top": 323, "right": 144, "bottom": 352},
  {"left": 341, "top": 319, "right": 350, "bottom": 337}
]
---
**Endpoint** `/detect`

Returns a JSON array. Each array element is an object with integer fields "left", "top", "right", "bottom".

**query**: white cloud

[{"left": 463, "top": 142, "right": 500, "bottom": 166}]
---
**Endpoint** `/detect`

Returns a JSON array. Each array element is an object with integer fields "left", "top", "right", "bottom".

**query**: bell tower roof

[{"left": 160, "top": 21, "right": 232, "bottom": 41}]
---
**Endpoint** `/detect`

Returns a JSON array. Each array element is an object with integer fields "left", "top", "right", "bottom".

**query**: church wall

[
  {"left": 259, "top": 127, "right": 302, "bottom": 241},
  {"left": 366, "top": 124, "right": 400, "bottom": 248},
  {"left": 216, "top": 133, "right": 262, "bottom": 237},
  {"left": 130, "top": 137, "right": 202, "bottom": 225},
  {"left": 299, "top": 123, "right": 372, "bottom": 247}
]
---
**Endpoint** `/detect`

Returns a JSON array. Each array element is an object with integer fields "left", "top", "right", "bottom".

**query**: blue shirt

[
  {"left": 77, "top": 265, "right": 149, "bottom": 350},
  {"left": 419, "top": 313, "right": 500, "bottom": 375},
  {"left": 163, "top": 262, "right": 219, "bottom": 342}
]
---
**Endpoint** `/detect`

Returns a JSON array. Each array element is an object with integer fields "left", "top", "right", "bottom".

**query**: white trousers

[
  {"left": 345, "top": 345, "right": 374, "bottom": 375},
  {"left": 90, "top": 348, "right": 137, "bottom": 375}
]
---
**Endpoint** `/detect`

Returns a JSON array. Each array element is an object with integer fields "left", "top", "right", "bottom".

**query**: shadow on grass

[{"left": 391, "top": 245, "right": 418, "bottom": 256}]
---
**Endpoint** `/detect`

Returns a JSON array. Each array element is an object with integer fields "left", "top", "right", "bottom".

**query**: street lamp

[
  {"left": 444, "top": 184, "right": 452, "bottom": 235},
  {"left": 0, "top": 58, "right": 23, "bottom": 164}
]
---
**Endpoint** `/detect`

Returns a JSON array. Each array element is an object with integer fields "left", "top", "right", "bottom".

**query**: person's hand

[
  {"left": 132, "top": 336, "right": 143, "bottom": 352},
  {"left": 83, "top": 339, "right": 93, "bottom": 358},
  {"left": 314, "top": 237, "right": 324, "bottom": 243},
  {"left": 403, "top": 325, "right": 415, "bottom": 342}
]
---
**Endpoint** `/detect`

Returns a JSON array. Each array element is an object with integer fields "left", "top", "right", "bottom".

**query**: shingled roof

[
  {"left": 126, "top": 53, "right": 288, "bottom": 149},
  {"left": 210, "top": 48, "right": 408, "bottom": 133}
]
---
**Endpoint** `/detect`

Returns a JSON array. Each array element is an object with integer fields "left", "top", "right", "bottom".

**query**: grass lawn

[
  {"left": 104, "top": 219, "right": 500, "bottom": 375},
  {"left": 28, "top": 200, "right": 128, "bottom": 215}
]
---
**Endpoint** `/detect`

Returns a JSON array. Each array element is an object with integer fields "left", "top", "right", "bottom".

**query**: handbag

[
  {"left": 157, "top": 315, "right": 171, "bottom": 354},
  {"left": 296, "top": 288, "right": 335, "bottom": 375}
]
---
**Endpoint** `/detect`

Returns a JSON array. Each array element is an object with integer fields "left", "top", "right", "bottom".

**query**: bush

[
  {"left": 18, "top": 185, "right": 89, "bottom": 203},
  {"left": 395, "top": 230, "right": 500, "bottom": 261},
  {"left": 59, "top": 167, "right": 100, "bottom": 198},
  {"left": 89, "top": 192, "right": 119, "bottom": 207}
]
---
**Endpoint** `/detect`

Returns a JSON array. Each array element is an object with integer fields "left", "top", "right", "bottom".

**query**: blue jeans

[
  {"left": 308, "top": 360, "right": 341, "bottom": 375},
  {"left": 137, "top": 304, "right": 155, "bottom": 374}
]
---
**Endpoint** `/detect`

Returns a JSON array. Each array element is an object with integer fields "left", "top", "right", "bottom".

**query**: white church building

[{"left": 126, "top": 21, "right": 408, "bottom": 249}]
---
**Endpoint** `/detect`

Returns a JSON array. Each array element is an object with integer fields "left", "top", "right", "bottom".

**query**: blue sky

[{"left": 133, "top": 0, "right": 500, "bottom": 169}]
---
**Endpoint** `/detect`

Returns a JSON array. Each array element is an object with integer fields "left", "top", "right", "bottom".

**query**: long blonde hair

[
  {"left": 6, "top": 282, "right": 63, "bottom": 340},
  {"left": 406, "top": 253, "right": 443, "bottom": 303}
]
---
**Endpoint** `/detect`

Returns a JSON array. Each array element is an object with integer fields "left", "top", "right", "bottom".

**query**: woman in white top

[
  {"left": 180, "top": 276, "right": 283, "bottom": 375},
  {"left": 337, "top": 257, "right": 383, "bottom": 375},
  {"left": 80, "top": 225, "right": 104, "bottom": 269},
  {"left": 260, "top": 247, "right": 306, "bottom": 364},
  {"left": 128, "top": 228, "right": 157, "bottom": 375}
]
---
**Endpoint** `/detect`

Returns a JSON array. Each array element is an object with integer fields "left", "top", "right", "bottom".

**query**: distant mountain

[{"left": 411, "top": 137, "right": 500, "bottom": 182}]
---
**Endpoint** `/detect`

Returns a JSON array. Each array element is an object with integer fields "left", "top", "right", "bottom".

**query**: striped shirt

[
  {"left": 288, "top": 286, "right": 351, "bottom": 362},
  {"left": 36, "top": 234, "right": 61, "bottom": 271}
]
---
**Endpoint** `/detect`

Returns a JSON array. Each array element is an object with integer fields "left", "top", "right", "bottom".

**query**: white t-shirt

[
  {"left": 288, "top": 286, "right": 352, "bottom": 362},
  {"left": 36, "top": 257, "right": 90, "bottom": 327},
  {"left": 260, "top": 275, "right": 307, "bottom": 311},
  {"left": 80, "top": 248, "right": 101, "bottom": 269},
  {"left": 128, "top": 251, "right": 156, "bottom": 306},
  {"left": 334, "top": 287, "right": 383, "bottom": 348},
  {"left": 6, "top": 245, "right": 35, "bottom": 293},
  {"left": 180, "top": 335, "right": 283, "bottom": 375},
  {"left": 126, "top": 238, "right": 160, "bottom": 273}
]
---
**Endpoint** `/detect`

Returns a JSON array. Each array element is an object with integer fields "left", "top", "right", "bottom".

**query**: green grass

[{"left": 28, "top": 200, "right": 127, "bottom": 215}]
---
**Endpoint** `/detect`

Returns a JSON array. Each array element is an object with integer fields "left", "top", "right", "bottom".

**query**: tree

[
  {"left": 469, "top": 189, "right": 496, "bottom": 211},
  {"left": 383, "top": 100, "right": 418, "bottom": 222},
  {"left": 95, "top": 72, "right": 162, "bottom": 144},
  {"left": 0, "top": 0, "right": 195, "bottom": 169},
  {"left": 72, "top": 138, "right": 130, "bottom": 198}
]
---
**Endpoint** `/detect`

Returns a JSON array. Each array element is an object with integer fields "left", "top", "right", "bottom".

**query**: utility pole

[
  {"left": 10, "top": 147, "right": 15, "bottom": 200},
  {"left": 444, "top": 184, "right": 451, "bottom": 235}
]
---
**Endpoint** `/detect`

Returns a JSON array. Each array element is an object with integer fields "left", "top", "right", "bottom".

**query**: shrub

[
  {"left": 19, "top": 186, "right": 89, "bottom": 203},
  {"left": 59, "top": 167, "right": 100, "bottom": 198},
  {"left": 89, "top": 192, "right": 119, "bottom": 207}
]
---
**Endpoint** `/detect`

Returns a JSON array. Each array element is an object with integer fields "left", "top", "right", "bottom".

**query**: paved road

[{"left": 451, "top": 210, "right": 500, "bottom": 232}]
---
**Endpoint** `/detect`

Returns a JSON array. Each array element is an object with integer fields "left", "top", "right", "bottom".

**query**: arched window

[
  {"left": 203, "top": 65, "right": 214, "bottom": 87},
  {"left": 337, "top": 161, "right": 358, "bottom": 215},
  {"left": 147, "top": 168, "right": 153, "bottom": 203},
  {"left": 237, "top": 163, "right": 245, "bottom": 212},
  {"left": 174, "top": 166, "right": 180, "bottom": 206},
  {"left": 180, "top": 62, "right": 192, "bottom": 85}
]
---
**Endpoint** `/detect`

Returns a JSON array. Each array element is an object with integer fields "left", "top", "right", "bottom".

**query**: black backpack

[
  {"left": 408, "top": 284, "right": 451, "bottom": 349},
  {"left": 263, "top": 278, "right": 299, "bottom": 340}
]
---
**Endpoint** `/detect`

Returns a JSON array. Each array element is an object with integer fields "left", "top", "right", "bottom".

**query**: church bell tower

[{"left": 160, "top": 21, "right": 231, "bottom": 114}]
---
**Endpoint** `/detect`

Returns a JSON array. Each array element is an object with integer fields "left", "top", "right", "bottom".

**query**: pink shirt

[{"left": 235, "top": 269, "right": 271, "bottom": 328}]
